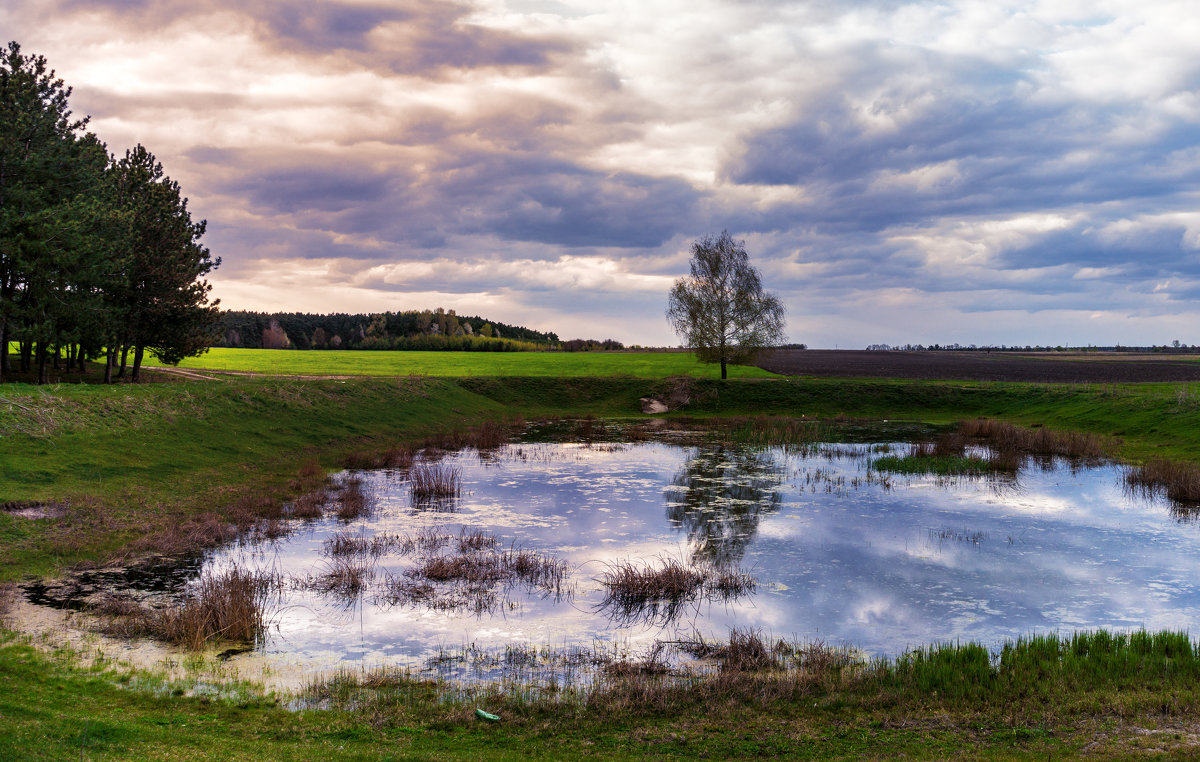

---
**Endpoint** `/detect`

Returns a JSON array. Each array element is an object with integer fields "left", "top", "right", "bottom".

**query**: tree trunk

[
  {"left": 36, "top": 342, "right": 48, "bottom": 385},
  {"left": 117, "top": 344, "right": 129, "bottom": 379},
  {"left": 104, "top": 347, "right": 114, "bottom": 384},
  {"left": 0, "top": 319, "right": 6, "bottom": 382},
  {"left": 131, "top": 343, "right": 144, "bottom": 383},
  {"left": 721, "top": 358, "right": 727, "bottom": 380},
  {"left": 20, "top": 340, "right": 32, "bottom": 373}
]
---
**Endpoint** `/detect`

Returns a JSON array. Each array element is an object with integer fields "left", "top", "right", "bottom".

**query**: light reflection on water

[{"left": 205, "top": 438, "right": 1200, "bottom": 681}]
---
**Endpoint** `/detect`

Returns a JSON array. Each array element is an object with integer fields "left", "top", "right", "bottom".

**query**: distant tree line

[
  {"left": 218, "top": 309, "right": 559, "bottom": 352},
  {"left": 1, "top": 42, "right": 218, "bottom": 384},
  {"left": 560, "top": 338, "right": 625, "bottom": 352}
]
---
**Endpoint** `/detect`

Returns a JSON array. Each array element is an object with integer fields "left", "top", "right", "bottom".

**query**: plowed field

[{"left": 756, "top": 350, "right": 1200, "bottom": 383}]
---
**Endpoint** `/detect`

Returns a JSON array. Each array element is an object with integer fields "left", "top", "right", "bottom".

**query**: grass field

[
  {"left": 169, "top": 348, "right": 778, "bottom": 378},
  {"left": 8, "top": 358, "right": 1200, "bottom": 758}
]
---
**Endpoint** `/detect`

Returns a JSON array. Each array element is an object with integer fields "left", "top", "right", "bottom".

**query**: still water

[{"left": 205, "top": 432, "right": 1200, "bottom": 679}]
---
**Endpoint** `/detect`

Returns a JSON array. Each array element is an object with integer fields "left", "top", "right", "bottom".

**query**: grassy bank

[{"left": 2, "top": 626, "right": 1197, "bottom": 759}]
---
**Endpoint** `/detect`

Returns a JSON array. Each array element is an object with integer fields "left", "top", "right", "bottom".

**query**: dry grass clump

[
  {"left": 100, "top": 566, "right": 280, "bottom": 650},
  {"left": 410, "top": 546, "right": 567, "bottom": 591},
  {"left": 575, "top": 415, "right": 599, "bottom": 441},
  {"left": 375, "top": 530, "right": 570, "bottom": 611},
  {"left": 597, "top": 557, "right": 755, "bottom": 625},
  {"left": 310, "top": 556, "right": 376, "bottom": 599},
  {"left": 957, "top": 418, "right": 1111, "bottom": 459},
  {"left": 1125, "top": 459, "right": 1200, "bottom": 505},
  {"left": 249, "top": 518, "right": 292, "bottom": 542},
  {"left": 409, "top": 461, "right": 461, "bottom": 502},
  {"left": 162, "top": 566, "right": 279, "bottom": 650},
  {"left": 457, "top": 527, "right": 498, "bottom": 553},
  {"left": 343, "top": 447, "right": 415, "bottom": 470},
  {"left": 466, "top": 419, "right": 509, "bottom": 451},
  {"left": 913, "top": 433, "right": 968, "bottom": 459},
  {"left": 290, "top": 489, "right": 327, "bottom": 519},
  {"left": 335, "top": 477, "right": 369, "bottom": 520},
  {"left": 600, "top": 556, "right": 705, "bottom": 602}
]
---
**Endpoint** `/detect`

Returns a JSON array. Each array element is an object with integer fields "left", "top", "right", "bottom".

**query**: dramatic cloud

[{"left": 5, "top": 0, "right": 1200, "bottom": 345}]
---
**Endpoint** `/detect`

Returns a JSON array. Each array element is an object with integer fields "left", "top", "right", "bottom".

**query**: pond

[
  {"left": 165, "top": 423, "right": 1200, "bottom": 686},
  {"left": 24, "top": 423, "right": 1200, "bottom": 689}
]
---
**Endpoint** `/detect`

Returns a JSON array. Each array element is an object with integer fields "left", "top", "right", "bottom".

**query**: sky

[{"left": 5, "top": 0, "right": 1200, "bottom": 348}]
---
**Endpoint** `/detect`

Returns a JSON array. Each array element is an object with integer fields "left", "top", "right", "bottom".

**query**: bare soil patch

[{"left": 757, "top": 350, "right": 1200, "bottom": 383}]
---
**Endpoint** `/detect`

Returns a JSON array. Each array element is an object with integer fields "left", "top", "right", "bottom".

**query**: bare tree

[{"left": 667, "top": 231, "right": 786, "bottom": 379}]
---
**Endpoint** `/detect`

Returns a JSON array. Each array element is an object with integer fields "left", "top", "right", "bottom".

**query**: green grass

[
  {"left": 4, "top": 627, "right": 1198, "bottom": 759},
  {"left": 170, "top": 347, "right": 778, "bottom": 379}
]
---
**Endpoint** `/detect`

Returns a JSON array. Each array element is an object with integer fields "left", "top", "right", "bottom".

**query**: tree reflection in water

[{"left": 666, "top": 445, "right": 785, "bottom": 566}]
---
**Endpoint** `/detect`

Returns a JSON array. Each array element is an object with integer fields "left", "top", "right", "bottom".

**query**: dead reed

[
  {"left": 1125, "top": 459, "right": 1200, "bottom": 505},
  {"left": 310, "top": 556, "right": 376, "bottom": 599},
  {"left": 335, "top": 476, "right": 368, "bottom": 520},
  {"left": 343, "top": 446, "right": 415, "bottom": 470},
  {"left": 457, "top": 527, "right": 498, "bottom": 553},
  {"left": 597, "top": 556, "right": 754, "bottom": 624},
  {"left": 408, "top": 461, "right": 461, "bottom": 502},
  {"left": 165, "top": 566, "right": 280, "bottom": 649},
  {"left": 600, "top": 556, "right": 705, "bottom": 602},
  {"left": 467, "top": 419, "right": 509, "bottom": 451},
  {"left": 957, "top": 418, "right": 1111, "bottom": 459},
  {"left": 290, "top": 488, "right": 327, "bottom": 519},
  {"left": 98, "top": 566, "right": 281, "bottom": 650}
]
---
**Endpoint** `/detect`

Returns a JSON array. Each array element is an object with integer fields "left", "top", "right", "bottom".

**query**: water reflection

[
  {"left": 666, "top": 446, "right": 784, "bottom": 565},
  {"left": 47, "top": 435, "right": 1200, "bottom": 687}
]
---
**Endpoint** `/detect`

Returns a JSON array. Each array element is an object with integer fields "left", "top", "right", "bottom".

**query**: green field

[
  {"left": 170, "top": 347, "right": 778, "bottom": 378},
  {"left": 7, "top": 361, "right": 1200, "bottom": 758}
]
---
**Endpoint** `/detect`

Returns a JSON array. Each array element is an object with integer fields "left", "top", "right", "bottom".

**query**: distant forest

[{"left": 218, "top": 309, "right": 562, "bottom": 352}]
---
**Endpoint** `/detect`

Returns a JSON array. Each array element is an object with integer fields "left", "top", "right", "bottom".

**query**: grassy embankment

[{"left": 7, "top": 350, "right": 1200, "bottom": 757}]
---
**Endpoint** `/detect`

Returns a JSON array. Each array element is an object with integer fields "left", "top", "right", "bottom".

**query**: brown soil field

[{"left": 756, "top": 350, "right": 1200, "bottom": 383}]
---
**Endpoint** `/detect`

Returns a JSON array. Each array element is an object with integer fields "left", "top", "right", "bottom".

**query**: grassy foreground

[
  {"left": 4, "top": 626, "right": 1199, "bottom": 760},
  {"left": 7, "top": 366, "right": 1200, "bottom": 757}
]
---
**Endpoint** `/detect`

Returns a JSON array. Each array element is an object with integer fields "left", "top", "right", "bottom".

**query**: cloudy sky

[{"left": 6, "top": 0, "right": 1200, "bottom": 347}]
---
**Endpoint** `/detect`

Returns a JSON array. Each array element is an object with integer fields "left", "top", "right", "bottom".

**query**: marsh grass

[
  {"left": 466, "top": 419, "right": 509, "bottom": 452},
  {"left": 407, "top": 545, "right": 567, "bottom": 593},
  {"left": 309, "top": 556, "right": 376, "bottom": 600},
  {"left": 370, "top": 529, "right": 570, "bottom": 612},
  {"left": 597, "top": 556, "right": 755, "bottom": 625},
  {"left": 343, "top": 446, "right": 415, "bottom": 470},
  {"left": 408, "top": 461, "right": 461, "bottom": 503},
  {"left": 290, "top": 489, "right": 327, "bottom": 520},
  {"left": 98, "top": 566, "right": 280, "bottom": 650},
  {"left": 1124, "top": 458, "right": 1200, "bottom": 506},
  {"left": 335, "top": 477, "right": 368, "bottom": 520},
  {"left": 724, "top": 415, "right": 831, "bottom": 452},
  {"left": 958, "top": 417, "right": 1111, "bottom": 460}
]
